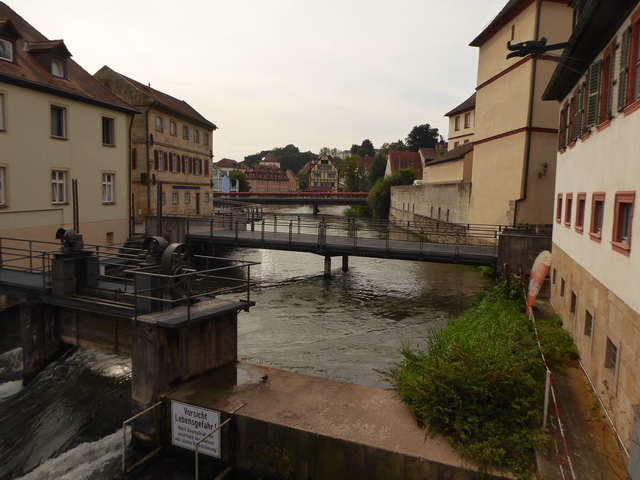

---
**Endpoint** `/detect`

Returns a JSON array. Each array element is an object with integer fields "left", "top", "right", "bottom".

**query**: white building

[{"left": 543, "top": 0, "right": 640, "bottom": 457}]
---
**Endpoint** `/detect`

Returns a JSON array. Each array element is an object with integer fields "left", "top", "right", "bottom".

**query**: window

[
  {"left": 194, "top": 129, "right": 200, "bottom": 143},
  {"left": 183, "top": 125, "right": 189, "bottom": 139},
  {"left": 194, "top": 158, "right": 201, "bottom": 175},
  {"left": 629, "top": 12, "right": 640, "bottom": 105},
  {"left": 204, "top": 192, "right": 211, "bottom": 203},
  {"left": 203, "top": 132, "right": 209, "bottom": 146},
  {"left": 605, "top": 338, "right": 618, "bottom": 374},
  {"left": 586, "top": 61, "right": 601, "bottom": 128},
  {"left": 0, "top": 38, "right": 12, "bottom": 62},
  {"left": 560, "top": 278, "right": 565, "bottom": 297},
  {"left": 556, "top": 194, "right": 563, "bottom": 223},
  {"left": 584, "top": 311, "right": 593, "bottom": 337},
  {"left": 170, "top": 121, "right": 177, "bottom": 136},
  {"left": 464, "top": 113, "right": 471, "bottom": 128},
  {"left": 156, "top": 116, "right": 163, "bottom": 132},
  {"left": 0, "top": 166, "right": 5, "bottom": 205},
  {"left": 454, "top": 141, "right": 459, "bottom": 148},
  {"left": 162, "top": 192, "right": 166, "bottom": 205},
  {"left": 575, "top": 193, "right": 586, "bottom": 233},
  {"left": 102, "top": 173, "right": 115, "bottom": 203},
  {"left": 612, "top": 191, "right": 635, "bottom": 254},
  {"left": 183, "top": 156, "right": 191, "bottom": 173},
  {"left": 599, "top": 45, "right": 613, "bottom": 124},
  {"left": 51, "top": 170, "right": 67, "bottom": 204},
  {"left": 102, "top": 117, "right": 115, "bottom": 146},
  {"left": 0, "top": 93, "right": 4, "bottom": 130},
  {"left": 552, "top": 268, "right": 556, "bottom": 285},
  {"left": 564, "top": 193, "right": 573, "bottom": 227},
  {"left": 184, "top": 192, "right": 191, "bottom": 204},
  {"left": 589, "top": 192, "right": 605, "bottom": 241},
  {"left": 454, "top": 116, "right": 460, "bottom": 131},
  {"left": 172, "top": 192, "right": 179, "bottom": 204},
  {"left": 618, "top": 26, "right": 632, "bottom": 111},
  {"left": 155, "top": 150, "right": 166, "bottom": 171},
  {"left": 570, "top": 292, "right": 577, "bottom": 314},
  {"left": 171, "top": 153, "right": 179, "bottom": 172},
  {"left": 51, "top": 58, "right": 65, "bottom": 78},
  {"left": 51, "top": 105, "right": 67, "bottom": 138}
]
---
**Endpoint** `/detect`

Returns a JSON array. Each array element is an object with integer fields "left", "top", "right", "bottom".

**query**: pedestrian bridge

[{"left": 185, "top": 214, "right": 504, "bottom": 269}]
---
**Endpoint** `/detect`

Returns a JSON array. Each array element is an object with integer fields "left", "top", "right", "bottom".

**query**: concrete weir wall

[{"left": 165, "top": 363, "right": 510, "bottom": 480}]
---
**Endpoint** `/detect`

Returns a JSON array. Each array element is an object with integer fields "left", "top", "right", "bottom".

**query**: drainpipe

[
  {"left": 128, "top": 113, "right": 135, "bottom": 238},
  {"left": 145, "top": 109, "right": 151, "bottom": 217},
  {"left": 515, "top": 0, "right": 542, "bottom": 227}
]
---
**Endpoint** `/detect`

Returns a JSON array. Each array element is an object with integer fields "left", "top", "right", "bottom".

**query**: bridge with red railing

[{"left": 214, "top": 192, "right": 368, "bottom": 206}]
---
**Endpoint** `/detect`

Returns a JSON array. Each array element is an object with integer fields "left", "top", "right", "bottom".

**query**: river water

[{"left": 0, "top": 206, "right": 491, "bottom": 479}]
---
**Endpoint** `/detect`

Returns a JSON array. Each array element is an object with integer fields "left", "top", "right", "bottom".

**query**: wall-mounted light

[{"left": 538, "top": 162, "right": 550, "bottom": 178}]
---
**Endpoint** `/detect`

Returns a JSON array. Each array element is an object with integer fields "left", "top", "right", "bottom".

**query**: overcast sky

[{"left": 9, "top": 0, "right": 508, "bottom": 161}]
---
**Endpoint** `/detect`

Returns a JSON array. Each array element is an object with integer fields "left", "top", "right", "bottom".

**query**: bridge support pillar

[
  {"left": 313, "top": 205, "right": 320, "bottom": 215},
  {"left": 342, "top": 255, "right": 349, "bottom": 272},
  {"left": 324, "top": 256, "right": 331, "bottom": 278},
  {"left": 20, "top": 302, "right": 61, "bottom": 385}
]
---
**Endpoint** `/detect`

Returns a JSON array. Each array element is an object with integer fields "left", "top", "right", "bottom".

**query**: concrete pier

[{"left": 164, "top": 362, "right": 510, "bottom": 480}]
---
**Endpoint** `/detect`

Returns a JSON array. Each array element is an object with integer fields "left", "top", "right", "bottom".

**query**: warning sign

[{"left": 171, "top": 400, "right": 221, "bottom": 458}]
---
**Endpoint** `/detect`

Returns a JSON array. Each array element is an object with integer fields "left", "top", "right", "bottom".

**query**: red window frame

[
  {"left": 625, "top": 8, "right": 640, "bottom": 114},
  {"left": 589, "top": 192, "right": 605, "bottom": 242},
  {"left": 611, "top": 191, "right": 635, "bottom": 256},
  {"left": 556, "top": 193, "right": 563, "bottom": 224},
  {"left": 575, "top": 192, "right": 586, "bottom": 233},
  {"left": 454, "top": 116, "right": 460, "bottom": 131},
  {"left": 464, "top": 112, "right": 471, "bottom": 128},
  {"left": 564, "top": 193, "right": 573, "bottom": 227}
]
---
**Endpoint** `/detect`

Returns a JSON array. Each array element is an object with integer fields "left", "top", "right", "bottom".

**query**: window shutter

[
  {"left": 568, "top": 94, "right": 575, "bottom": 141},
  {"left": 558, "top": 107, "right": 566, "bottom": 150},
  {"left": 586, "top": 61, "right": 602, "bottom": 127},
  {"left": 574, "top": 84, "right": 583, "bottom": 139},
  {"left": 190, "top": 157, "right": 194, "bottom": 173},
  {"left": 154, "top": 150, "right": 159, "bottom": 170},
  {"left": 618, "top": 27, "right": 632, "bottom": 112},
  {"left": 606, "top": 47, "right": 616, "bottom": 119},
  {"left": 132, "top": 148, "right": 137, "bottom": 170}
]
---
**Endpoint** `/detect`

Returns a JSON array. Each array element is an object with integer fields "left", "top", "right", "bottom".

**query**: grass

[{"left": 386, "top": 277, "right": 578, "bottom": 478}]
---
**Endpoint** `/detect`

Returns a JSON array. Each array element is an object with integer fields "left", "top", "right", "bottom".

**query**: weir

[{"left": 0, "top": 229, "right": 513, "bottom": 478}]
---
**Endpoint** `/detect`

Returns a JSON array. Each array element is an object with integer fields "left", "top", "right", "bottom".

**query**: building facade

[
  {"left": 245, "top": 155, "right": 289, "bottom": 193},
  {"left": 543, "top": 0, "right": 640, "bottom": 455},
  {"left": 211, "top": 165, "right": 237, "bottom": 193},
  {"left": 306, "top": 154, "right": 340, "bottom": 192},
  {"left": 94, "top": 66, "right": 216, "bottom": 223},
  {"left": 0, "top": 3, "right": 137, "bottom": 246},
  {"left": 468, "top": 0, "right": 573, "bottom": 226},
  {"left": 445, "top": 93, "right": 475, "bottom": 149}
]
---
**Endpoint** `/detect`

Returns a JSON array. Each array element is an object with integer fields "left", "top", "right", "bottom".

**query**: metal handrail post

[
  {"left": 261, "top": 220, "right": 265, "bottom": 247},
  {"left": 210, "top": 217, "right": 214, "bottom": 238},
  {"left": 420, "top": 228, "right": 424, "bottom": 260},
  {"left": 386, "top": 227, "right": 390, "bottom": 256},
  {"left": 122, "top": 401, "right": 163, "bottom": 475},
  {"left": 353, "top": 225, "right": 357, "bottom": 254},
  {"left": 289, "top": 221, "right": 293, "bottom": 248},
  {"left": 274, "top": 215, "right": 277, "bottom": 233},
  {"left": 235, "top": 221, "right": 239, "bottom": 245},
  {"left": 297, "top": 215, "right": 301, "bottom": 234}
]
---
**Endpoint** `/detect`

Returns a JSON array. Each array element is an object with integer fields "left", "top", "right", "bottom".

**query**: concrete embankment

[{"left": 164, "top": 362, "right": 510, "bottom": 479}]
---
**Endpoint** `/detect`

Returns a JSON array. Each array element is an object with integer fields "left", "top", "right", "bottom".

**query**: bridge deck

[{"left": 187, "top": 228, "right": 497, "bottom": 267}]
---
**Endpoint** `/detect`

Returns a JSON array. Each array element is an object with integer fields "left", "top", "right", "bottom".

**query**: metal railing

[{"left": 122, "top": 401, "right": 163, "bottom": 475}]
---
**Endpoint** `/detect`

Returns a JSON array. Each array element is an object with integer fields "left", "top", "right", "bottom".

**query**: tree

[
  {"left": 229, "top": 170, "right": 250, "bottom": 192},
  {"left": 405, "top": 124, "right": 441, "bottom": 152},
  {"left": 342, "top": 155, "right": 366, "bottom": 192},
  {"left": 360, "top": 139, "right": 375, "bottom": 157},
  {"left": 368, "top": 152, "right": 387, "bottom": 186},
  {"left": 297, "top": 169, "right": 309, "bottom": 191},
  {"left": 387, "top": 139, "right": 407, "bottom": 151},
  {"left": 367, "top": 168, "right": 416, "bottom": 219}
]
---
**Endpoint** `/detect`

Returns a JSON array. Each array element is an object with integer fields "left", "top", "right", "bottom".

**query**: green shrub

[{"left": 388, "top": 281, "right": 546, "bottom": 478}]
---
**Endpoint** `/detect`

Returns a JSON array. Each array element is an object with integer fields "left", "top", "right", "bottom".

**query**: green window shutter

[
  {"left": 575, "top": 84, "right": 583, "bottom": 139},
  {"left": 618, "top": 27, "right": 631, "bottom": 112},
  {"left": 586, "top": 61, "right": 602, "bottom": 127}
]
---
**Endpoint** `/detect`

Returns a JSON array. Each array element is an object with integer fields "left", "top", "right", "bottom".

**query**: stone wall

[
  {"left": 390, "top": 182, "right": 471, "bottom": 224},
  {"left": 551, "top": 244, "right": 640, "bottom": 450}
]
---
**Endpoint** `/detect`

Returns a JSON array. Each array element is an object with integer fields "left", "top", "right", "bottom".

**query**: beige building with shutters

[
  {"left": 0, "top": 3, "right": 137, "bottom": 246},
  {"left": 94, "top": 66, "right": 217, "bottom": 224},
  {"left": 544, "top": 0, "right": 640, "bottom": 454}
]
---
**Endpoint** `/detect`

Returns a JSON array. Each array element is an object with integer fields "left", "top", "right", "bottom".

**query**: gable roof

[
  {"left": 0, "top": 3, "right": 137, "bottom": 114},
  {"left": 427, "top": 142, "right": 474, "bottom": 166},
  {"left": 215, "top": 158, "right": 243, "bottom": 169},
  {"left": 94, "top": 65, "right": 217, "bottom": 130},
  {"left": 470, "top": 0, "right": 528, "bottom": 47},
  {"left": 387, "top": 151, "right": 423, "bottom": 179},
  {"left": 543, "top": 0, "right": 640, "bottom": 101},
  {"left": 444, "top": 93, "right": 476, "bottom": 117},
  {"left": 419, "top": 147, "right": 438, "bottom": 163}
]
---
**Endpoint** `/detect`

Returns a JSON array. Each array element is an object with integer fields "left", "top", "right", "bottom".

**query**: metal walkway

[{"left": 186, "top": 215, "right": 501, "bottom": 267}]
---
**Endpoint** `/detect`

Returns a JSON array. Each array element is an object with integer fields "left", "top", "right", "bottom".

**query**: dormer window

[
  {"left": 0, "top": 38, "right": 12, "bottom": 62},
  {"left": 51, "top": 57, "right": 65, "bottom": 78}
]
